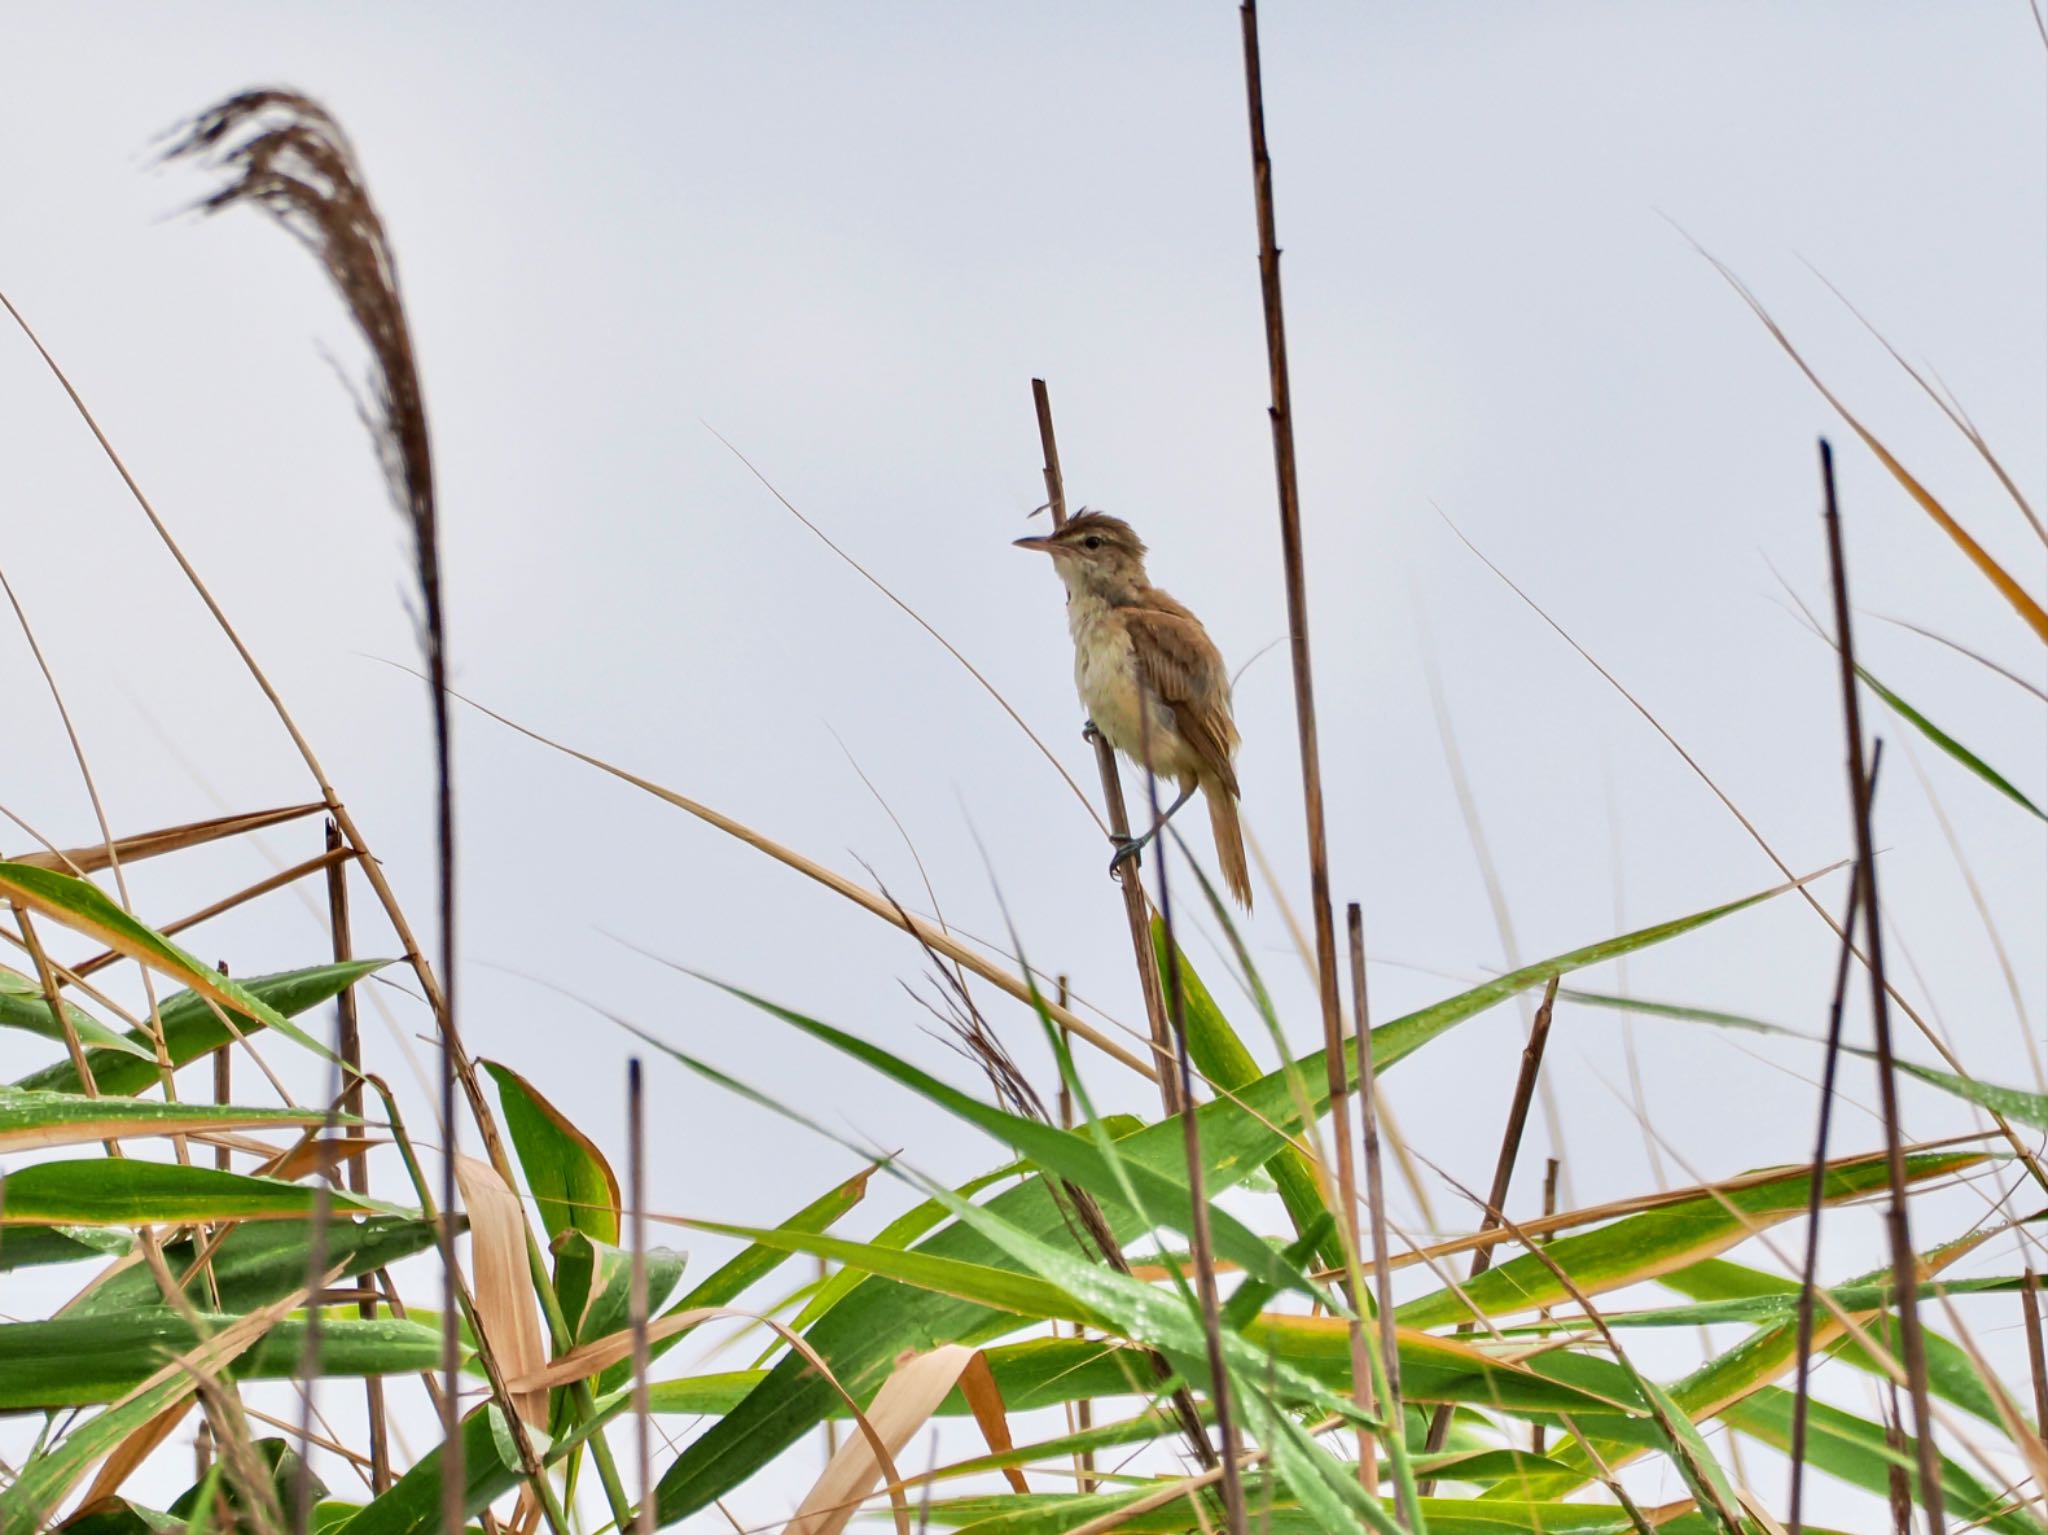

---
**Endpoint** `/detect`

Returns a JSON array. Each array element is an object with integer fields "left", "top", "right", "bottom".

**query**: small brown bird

[{"left": 1014, "top": 511, "right": 1251, "bottom": 908}]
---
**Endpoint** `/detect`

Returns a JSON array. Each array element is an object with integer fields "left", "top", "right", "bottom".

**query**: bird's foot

[
  {"left": 1107, "top": 831, "right": 1153, "bottom": 880},
  {"left": 1082, "top": 720, "right": 1104, "bottom": 747}
]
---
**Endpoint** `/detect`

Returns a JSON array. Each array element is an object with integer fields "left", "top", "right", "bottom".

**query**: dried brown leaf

[
  {"left": 13, "top": 804, "right": 326, "bottom": 875},
  {"left": 258, "top": 1135, "right": 380, "bottom": 1183},
  {"left": 454, "top": 1155, "right": 549, "bottom": 1430},
  {"left": 956, "top": 1350, "right": 1028, "bottom": 1495},
  {"left": 786, "top": 1344, "right": 983, "bottom": 1535}
]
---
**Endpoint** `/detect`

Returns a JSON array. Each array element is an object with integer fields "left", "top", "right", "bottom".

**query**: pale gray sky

[{"left": 2, "top": 5, "right": 2043, "bottom": 1528}]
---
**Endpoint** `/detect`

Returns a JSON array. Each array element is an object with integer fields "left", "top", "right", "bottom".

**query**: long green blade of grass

[
  {"left": 0, "top": 1314, "right": 448, "bottom": 1408},
  {"left": 0, "top": 969, "right": 154, "bottom": 1057},
  {"left": 0, "top": 863, "right": 343, "bottom": 1071},
  {"left": 14, "top": 959, "right": 390, "bottom": 1097},
  {"left": 0, "top": 1089, "right": 340, "bottom": 1153},
  {"left": 1566, "top": 987, "right": 2048, "bottom": 1131},
  {"left": 0, "top": 1159, "right": 379, "bottom": 1225},
  {"left": 67, "top": 1216, "right": 437, "bottom": 1317},
  {"left": 1856, "top": 662, "right": 2046, "bottom": 818}
]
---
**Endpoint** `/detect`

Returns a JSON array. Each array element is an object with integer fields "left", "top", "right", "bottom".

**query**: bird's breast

[{"left": 1068, "top": 597, "right": 1188, "bottom": 772}]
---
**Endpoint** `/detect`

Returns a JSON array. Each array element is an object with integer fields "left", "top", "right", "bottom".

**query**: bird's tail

[{"left": 1204, "top": 777, "right": 1253, "bottom": 910}]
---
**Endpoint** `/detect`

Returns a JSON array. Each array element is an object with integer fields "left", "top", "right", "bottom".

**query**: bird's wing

[{"left": 1125, "top": 603, "right": 1240, "bottom": 796}]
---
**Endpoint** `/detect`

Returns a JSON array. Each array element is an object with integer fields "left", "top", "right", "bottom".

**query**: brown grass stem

[
  {"left": 1348, "top": 904, "right": 1417, "bottom": 1530},
  {"left": 212, "top": 1038, "right": 233, "bottom": 1173},
  {"left": 629, "top": 1058, "right": 654, "bottom": 1535},
  {"left": 1819, "top": 437, "right": 1944, "bottom": 1535},
  {"left": 326, "top": 818, "right": 389, "bottom": 1494},
  {"left": 1140, "top": 732, "right": 1245, "bottom": 1532},
  {"left": 1882, "top": 1387, "right": 1911, "bottom": 1535},
  {"left": 1788, "top": 744, "right": 1879, "bottom": 1535},
  {"left": 1030, "top": 378, "right": 1180, "bottom": 1114},
  {"left": 1055, "top": 973, "right": 1097, "bottom": 1491},
  {"left": 1532, "top": 1155, "right": 1561, "bottom": 1456},
  {"left": 1237, "top": 2, "right": 1356, "bottom": 1366},
  {"left": 2023, "top": 1269, "right": 2048, "bottom": 1454},
  {"left": 1422, "top": 975, "right": 1558, "bottom": 1478},
  {"left": 293, "top": 1071, "right": 344, "bottom": 1535}
]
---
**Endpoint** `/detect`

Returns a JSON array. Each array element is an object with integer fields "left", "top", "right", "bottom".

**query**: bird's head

[{"left": 1013, "top": 510, "right": 1150, "bottom": 600}]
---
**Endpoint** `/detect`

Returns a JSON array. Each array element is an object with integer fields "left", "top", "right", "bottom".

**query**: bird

[{"left": 1014, "top": 510, "right": 1251, "bottom": 909}]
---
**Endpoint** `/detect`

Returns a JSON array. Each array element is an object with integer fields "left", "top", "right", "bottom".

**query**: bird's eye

[{"left": 1084, "top": 535, "right": 1102, "bottom": 549}]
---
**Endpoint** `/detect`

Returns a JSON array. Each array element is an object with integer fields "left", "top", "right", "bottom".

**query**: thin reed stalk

[
  {"left": 1235, "top": 0, "right": 1360, "bottom": 1415},
  {"left": 1055, "top": 973, "right": 1096, "bottom": 1491},
  {"left": 1235, "top": 0, "right": 1347, "bottom": 1053},
  {"left": 1140, "top": 729, "right": 1246, "bottom": 1535},
  {"left": 1532, "top": 1154, "right": 1560, "bottom": 1456},
  {"left": 1030, "top": 378, "right": 1180, "bottom": 1113},
  {"left": 2022, "top": 1269, "right": 2048, "bottom": 1452},
  {"left": 1421, "top": 975, "right": 1558, "bottom": 1477},
  {"left": 1818, "top": 437, "right": 1943, "bottom": 1534},
  {"left": 629, "top": 1059, "right": 654, "bottom": 1535},
  {"left": 1882, "top": 1386, "right": 1912, "bottom": 1535},
  {"left": 326, "top": 818, "right": 389, "bottom": 1494},
  {"left": 293, "top": 1067, "right": 343, "bottom": 1535},
  {"left": 212, "top": 1045, "right": 232, "bottom": 1175},
  {"left": 1788, "top": 748, "right": 1880, "bottom": 1535},
  {"left": 1348, "top": 904, "right": 1418, "bottom": 1531}
]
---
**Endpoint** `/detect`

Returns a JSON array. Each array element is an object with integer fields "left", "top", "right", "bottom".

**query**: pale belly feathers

[{"left": 1067, "top": 595, "right": 1203, "bottom": 784}]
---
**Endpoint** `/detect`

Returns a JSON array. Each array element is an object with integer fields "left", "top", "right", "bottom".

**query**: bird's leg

[{"left": 1109, "top": 780, "right": 1197, "bottom": 878}]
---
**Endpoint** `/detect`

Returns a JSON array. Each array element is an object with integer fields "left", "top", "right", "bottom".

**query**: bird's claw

[
  {"left": 1107, "top": 836, "right": 1143, "bottom": 879},
  {"left": 1082, "top": 720, "right": 1104, "bottom": 746}
]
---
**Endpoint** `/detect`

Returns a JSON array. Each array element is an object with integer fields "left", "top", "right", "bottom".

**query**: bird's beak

[{"left": 1012, "top": 535, "right": 1058, "bottom": 553}]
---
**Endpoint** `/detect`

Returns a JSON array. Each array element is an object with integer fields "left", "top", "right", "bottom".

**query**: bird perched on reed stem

[{"left": 1014, "top": 511, "right": 1251, "bottom": 908}]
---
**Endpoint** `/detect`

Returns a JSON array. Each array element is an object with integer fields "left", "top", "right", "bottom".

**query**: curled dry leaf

[
  {"left": 956, "top": 1350, "right": 1027, "bottom": 1496},
  {"left": 453, "top": 1155, "right": 549, "bottom": 1430},
  {"left": 788, "top": 1344, "right": 1013, "bottom": 1535},
  {"left": 257, "top": 1135, "right": 380, "bottom": 1183}
]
